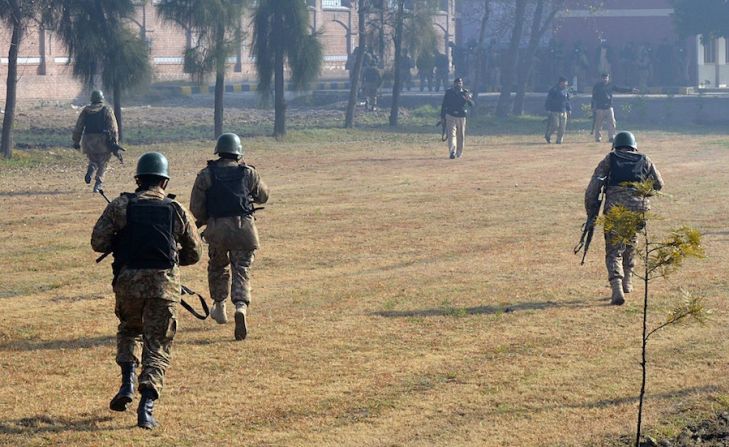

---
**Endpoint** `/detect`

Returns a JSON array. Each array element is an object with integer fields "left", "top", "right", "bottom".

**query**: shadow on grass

[
  {"left": 0, "top": 335, "right": 115, "bottom": 352},
  {"left": 0, "top": 324, "right": 213, "bottom": 352},
  {"left": 374, "top": 298, "right": 599, "bottom": 318},
  {"left": 0, "top": 190, "right": 76, "bottom": 197},
  {"left": 0, "top": 414, "right": 118, "bottom": 435}
]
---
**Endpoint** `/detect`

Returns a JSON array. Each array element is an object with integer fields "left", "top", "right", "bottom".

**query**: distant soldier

[
  {"left": 584, "top": 131, "right": 664, "bottom": 305},
  {"left": 434, "top": 50, "right": 449, "bottom": 92},
  {"left": 591, "top": 73, "right": 639, "bottom": 143},
  {"left": 91, "top": 152, "right": 203, "bottom": 428},
  {"left": 399, "top": 49, "right": 415, "bottom": 91},
  {"left": 362, "top": 64, "right": 383, "bottom": 111},
  {"left": 544, "top": 76, "right": 571, "bottom": 144},
  {"left": 72, "top": 90, "right": 120, "bottom": 193},
  {"left": 440, "top": 77, "right": 474, "bottom": 159},
  {"left": 190, "top": 133, "right": 269, "bottom": 341},
  {"left": 416, "top": 48, "right": 435, "bottom": 92}
]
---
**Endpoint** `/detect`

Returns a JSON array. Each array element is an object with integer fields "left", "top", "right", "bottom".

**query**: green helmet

[
  {"left": 90, "top": 90, "right": 104, "bottom": 104},
  {"left": 135, "top": 152, "right": 170, "bottom": 179},
  {"left": 214, "top": 133, "right": 243, "bottom": 156},
  {"left": 613, "top": 131, "right": 637, "bottom": 150}
]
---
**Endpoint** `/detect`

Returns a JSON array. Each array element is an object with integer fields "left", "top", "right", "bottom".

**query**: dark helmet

[
  {"left": 90, "top": 90, "right": 104, "bottom": 103},
  {"left": 613, "top": 131, "right": 637, "bottom": 150},
  {"left": 135, "top": 152, "right": 170, "bottom": 179},
  {"left": 214, "top": 132, "right": 243, "bottom": 156}
]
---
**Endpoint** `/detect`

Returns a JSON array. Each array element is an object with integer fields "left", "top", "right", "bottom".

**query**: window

[
  {"left": 703, "top": 36, "right": 716, "bottom": 64},
  {"left": 322, "top": 0, "right": 342, "bottom": 7}
]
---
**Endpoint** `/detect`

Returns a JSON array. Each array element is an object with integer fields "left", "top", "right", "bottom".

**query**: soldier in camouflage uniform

[
  {"left": 73, "top": 90, "right": 119, "bottom": 193},
  {"left": 584, "top": 131, "right": 664, "bottom": 305},
  {"left": 91, "top": 152, "right": 202, "bottom": 429},
  {"left": 190, "top": 133, "right": 269, "bottom": 341}
]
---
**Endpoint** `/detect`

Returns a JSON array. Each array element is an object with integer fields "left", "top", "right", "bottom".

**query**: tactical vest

[
  {"left": 608, "top": 150, "right": 649, "bottom": 187},
  {"left": 113, "top": 194, "right": 178, "bottom": 271},
  {"left": 84, "top": 108, "right": 107, "bottom": 134},
  {"left": 205, "top": 163, "right": 253, "bottom": 218}
]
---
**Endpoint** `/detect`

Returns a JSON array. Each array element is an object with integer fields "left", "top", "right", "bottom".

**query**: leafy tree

[
  {"left": 495, "top": 0, "right": 527, "bottom": 117},
  {"left": 252, "top": 0, "right": 322, "bottom": 139},
  {"left": 512, "top": 0, "right": 565, "bottom": 115},
  {"left": 672, "top": 0, "right": 729, "bottom": 39},
  {"left": 600, "top": 181, "right": 706, "bottom": 447},
  {"left": 156, "top": 0, "right": 247, "bottom": 138},
  {"left": 52, "top": 0, "right": 151, "bottom": 141},
  {"left": 1, "top": 0, "right": 46, "bottom": 158}
]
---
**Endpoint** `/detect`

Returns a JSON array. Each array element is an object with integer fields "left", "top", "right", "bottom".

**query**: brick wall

[{"left": 0, "top": 2, "right": 455, "bottom": 102}]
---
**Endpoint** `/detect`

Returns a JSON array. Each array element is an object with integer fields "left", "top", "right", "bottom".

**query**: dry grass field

[{"left": 2, "top": 108, "right": 729, "bottom": 446}]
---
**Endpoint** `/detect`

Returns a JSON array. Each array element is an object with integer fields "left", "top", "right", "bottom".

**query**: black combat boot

[
  {"left": 109, "top": 362, "right": 136, "bottom": 411},
  {"left": 84, "top": 165, "right": 94, "bottom": 184},
  {"left": 137, "top": 388, "right": 159, "bottom": 429}
]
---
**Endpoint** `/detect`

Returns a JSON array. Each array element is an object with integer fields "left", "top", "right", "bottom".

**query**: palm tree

[
  {"left": 52, "top": 0, "right": 151, "bottom": 141},
  {"left": 156, "top": 0, "right": 247, "bottom": 138},
  {"left": 252, "top": 0, "right": 322, "bottom": 138},
  {"left": 1, "top": 0, "right": 45, "bottom": 158}
]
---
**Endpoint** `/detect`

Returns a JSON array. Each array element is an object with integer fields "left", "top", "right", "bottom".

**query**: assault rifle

[
  {"left": 95, "top": 189, "right": 210, "bottom": 320},
  {"left": 435, "top": 119, "right": 447, "bottom": 141},
  {"left": 574, "top": 181, "right": 606, "bottom": 265},
  {"left": 103, "top": 130, "right": 125, "bottom": 164},
  {"left": 590, "top": 110, "right": 596, "bottom": 136}
]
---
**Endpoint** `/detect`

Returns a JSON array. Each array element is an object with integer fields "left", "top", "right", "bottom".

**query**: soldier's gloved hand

[{"left": 73, "top": 142, "right": 81, "bottom": 150}]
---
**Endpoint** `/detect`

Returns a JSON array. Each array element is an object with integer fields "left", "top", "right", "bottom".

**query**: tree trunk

[
  {"left": 273, "top": 12, "right": 286, "bottom": 139},
  {"left": 113, "top": 80, "right": 123, "bottom": 142},
  {"left": 495, "top": 0, "right": 527, "bottom": 117},
  {"left": 1, "top": 21, "right": 22, "bottom": 159},
  {"left": 512, "top": 0, "right": 546, "bottom": 116},
  {"left": 214, "top": 68, "right": 225, "bottom": 138},
  {"left": 389, "top": 0, "right": 405, "bottom": 127},
  {"left": 345, "top": 0, "right": 367, "bottom": 129},
  {"left": 472, "top": 0, "right": 491, "bottom": 102}
]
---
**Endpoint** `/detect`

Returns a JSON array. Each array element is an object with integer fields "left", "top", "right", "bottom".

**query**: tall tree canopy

[
  {"left": 252, "top": 0, "right": 322, "bottom": 138},
  {"left": 672, "top": 0, "right": 729, "bottom": 39},
  {"left": 156, "top": 0, "right": 247, "bottom": 138},
  {"left": 53, "top": 0, "right": 151, "bottom": 140}
]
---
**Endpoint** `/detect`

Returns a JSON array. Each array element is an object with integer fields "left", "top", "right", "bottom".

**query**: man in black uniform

[
  {"left": 190, "top": 133, "right": 269, "bottom": 341},
  {"left": 584, "top": 131, "right": 664, "bottom": 305},
  {"left": 544, "top": 77, "right": 571, "bottom": 144},
  {"left": 591, "top": 73, "right": 639, "bottom": 143},
  {"left": 440, "top": 77, "right": 474, "bottom": 159}
]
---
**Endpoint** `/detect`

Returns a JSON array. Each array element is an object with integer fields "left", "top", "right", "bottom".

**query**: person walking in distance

[
  {"left": 591, "top": 72, "right": 639, "bottom": 143},
  {"left": 544, "top": 77, "right": 571, "bottom": 144},
  {"left": 440, "top": 78, "right": 474, "bottom": 159}
]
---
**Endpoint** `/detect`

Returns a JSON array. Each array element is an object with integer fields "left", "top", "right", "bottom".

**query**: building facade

[{"left": 0, "top": 0, "right": 456, "bottom": 102}]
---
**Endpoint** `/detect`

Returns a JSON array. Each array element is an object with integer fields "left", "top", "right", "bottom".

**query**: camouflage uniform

[
  {"left": 73, "top": 102, "right": 119, "bottom": 190},
  {"left": 91, "top": 186, "right": 202, "bottom": 398},
  {"left": 190, "top": 159, "right": 269, "bottom": 310},
  {"left": 584, "top": 148, "right": 664, "bottom": 284}
]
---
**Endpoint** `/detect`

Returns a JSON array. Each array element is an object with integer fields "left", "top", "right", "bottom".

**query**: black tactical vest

[
  {"left": 114, "top": 195, "right": 178, "bottom": 271},
  {"left": 84, "top": 108, "right": 107, "bottom": 134},
  {"left": 205, "top": 163, "right": 253, "bottom": 218},
  {"left": 608, "top": 150, "right": 649, "bottom": 187}
]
